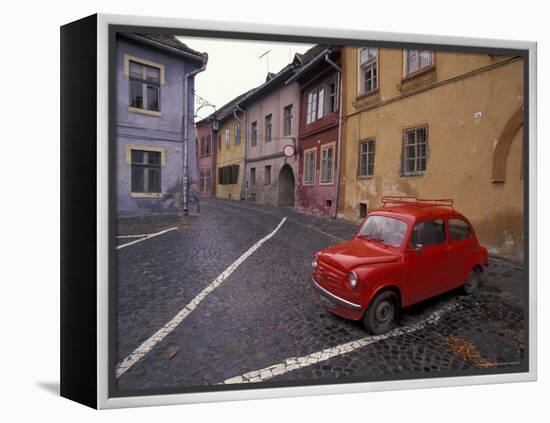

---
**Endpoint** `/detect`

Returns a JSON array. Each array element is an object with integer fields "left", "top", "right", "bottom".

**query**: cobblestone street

[{"left": 115, "top": 198, "right": 526, "bottom": 392}]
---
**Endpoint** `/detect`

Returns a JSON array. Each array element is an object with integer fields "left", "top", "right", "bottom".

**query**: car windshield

[{"left": 358, "top": 215, "right": 408, "bottom": 247}]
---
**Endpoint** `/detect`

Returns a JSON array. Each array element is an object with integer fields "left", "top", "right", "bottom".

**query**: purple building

[{"left": 115, "top": 33, "right": 207, "bottom": 216}]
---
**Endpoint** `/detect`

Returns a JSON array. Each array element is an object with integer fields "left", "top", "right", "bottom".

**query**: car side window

[
  {"left": 409, "top": 219, "right": 446, "bottom": 247},
  {"left": 449, "top": 218, "right": 471, "bottom": 241}
]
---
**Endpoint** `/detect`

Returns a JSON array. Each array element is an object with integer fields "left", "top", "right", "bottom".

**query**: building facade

[
  {"left": 242, "top": 66, "right": 301, "bottom": 206},
  {"left": 115, "top": 33, "right": 207, "bottom": 216},
  {"left": 213, "top": 91, "right": 253, "bottom": 200},
  {"left": 339, "top": 46, "right": 524, "bottom": 258},
  {"left": 196, "top": 120, "right": 215, "bottom": 198},
  {"left": 291, "top": 46, "right": 343, "bottom": 217}
]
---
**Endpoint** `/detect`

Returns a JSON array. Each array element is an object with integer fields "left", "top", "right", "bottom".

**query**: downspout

[
  {"left": 182, "top": 54, "right": 208, "bottom": 214},
  {"left": 324, "top": 54, "right": 343, "bottom": 219},
  {"left": 235, "top": 105, "right": 247, "bottom": 200}
]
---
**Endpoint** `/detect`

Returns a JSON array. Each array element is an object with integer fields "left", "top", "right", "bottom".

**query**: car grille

[{"left": 316, "top": 261, "right": 345, "bottom": 290}]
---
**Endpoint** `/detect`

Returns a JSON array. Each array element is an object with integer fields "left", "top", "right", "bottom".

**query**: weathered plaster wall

[
  {"left": 215, "top": 115, "right": 245, "bottom": 199},
  {"left": 197, "top": 123, "right": 214, "bottom": 198},
  {"left": 341, "top": 47, "right": 524, "bottom": 259},
  {"left": 245, "top": 81, "right": 300, "bottom": 205}
]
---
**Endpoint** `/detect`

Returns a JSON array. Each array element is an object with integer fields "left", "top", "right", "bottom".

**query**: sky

[{"left": 176, "top": 36, "right": 314, "bottom": 121}]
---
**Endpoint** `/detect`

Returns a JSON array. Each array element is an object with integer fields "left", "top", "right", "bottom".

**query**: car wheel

[
  {"left": 363, "top": 290, "right": 399, "bottom": 335},
  {"left": 463, "top": 267, "right": 481, "bottom": 295}
]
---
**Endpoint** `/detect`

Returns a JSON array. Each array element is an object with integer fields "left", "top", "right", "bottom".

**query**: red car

[{"left": 311, "top": 197, "right": 488, "bottom": 334}]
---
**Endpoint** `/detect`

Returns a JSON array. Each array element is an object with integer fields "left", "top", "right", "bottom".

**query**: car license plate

[{"left": 319, "top": 294, "right": 337, "bottom": 309}]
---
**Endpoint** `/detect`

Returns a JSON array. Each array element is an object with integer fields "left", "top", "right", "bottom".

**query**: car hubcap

[{"left": 375, "top": 300, "right": 393, "bottom": 324}]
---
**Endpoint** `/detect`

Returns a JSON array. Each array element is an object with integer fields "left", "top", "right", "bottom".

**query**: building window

[
  {"left": 131, "top": 150, "right": 161, "bottom": 194},
  {"left": 306, "top": 90, "right": 318, "bottom": 124},
  {"left": 264, "top": 165, "right": 272, "bottom": 185},
  {"left": 320, "top": 144, "right": 335, "bottom": 184},
  {"left": 265, "top": 114, "right": 272, "bottom": 143},
  {"left": 225, "top": 128, "right": 230, "bottom": 147},
  {"left": 359, "top": 47, "right": 378, "bottom": 94},
  {"left": 404, "top": 49, "right": 433, "bottom": 76},
  {"left": 205, "top": 135, "right": 211, "bottom": 155},
  {"left": 200, "top": 135, "right": 211, "bottom": 157},
  {"left": 129, "top": 60, "right": 161, "bottom": 112},
  {"left": 251, "top": 121, "right": 258, "bottom": 146},
  {"left": 403, "top": 126, "right": 428, "bottom": 176},
  {"left": 359, "top": 202, "right": 368, "bottom": 218},
  {"left": 250, "top": 167, "right": 256, "bottom": 186},
  {"left": 306, "top": 75, "right": 338, "bottom": 124},
  {"left": 303, "top": 148, "right": 316, "bottom": 185},
  {"left": 327, "top": 77, "right": 338, "bottom": 113},
  {"left": 218, "top": 165, "right": 239, "bottom": 185},
  {"left": 235, "top": 123, "right": 240, "bottom": 145},
  {"left": 283, "top": 104, "right": 293, "bottom": 136},
  {"left": 358, "top": 138, "right": 375, "bottom": 177}
]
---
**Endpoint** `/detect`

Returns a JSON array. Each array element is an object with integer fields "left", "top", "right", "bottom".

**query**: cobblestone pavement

[{"left": 115, "top": 198, "right": 526, "bottom": 392}]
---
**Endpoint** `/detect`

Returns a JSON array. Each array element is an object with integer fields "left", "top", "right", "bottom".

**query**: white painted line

[
  {"left": 116, "top": 234, "right": 154, "bottom": 239},
  {"left": 223, "top": 301, "right": 460, "bottom": 384},
  {"left": 116, "top": 227, "right": 178, "bottom": 250},
  {"left": 116, "top": 217, "right": 287, "bottom": 378}
]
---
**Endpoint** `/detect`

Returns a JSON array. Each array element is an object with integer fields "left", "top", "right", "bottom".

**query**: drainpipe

[
  {"left": 234, "top": 105, "right": 247, "bottom": 200},
  {"left": 182, "top": 54, "right": 208, "bottom": 215},
  {"left": 324, "top": 54, "right": 343, "bottom": 219}
]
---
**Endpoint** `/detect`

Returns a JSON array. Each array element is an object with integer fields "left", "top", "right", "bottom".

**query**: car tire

[
  {"left": 363, "top": 290, "right": 399, "bottom": 335},
  {"left": 463, "top": 267, "right": 481, "bottom": 295}
]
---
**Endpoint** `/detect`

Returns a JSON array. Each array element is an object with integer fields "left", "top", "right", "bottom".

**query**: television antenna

[{"left": 259, "top": 49, "right": 271, "bottom": 73}]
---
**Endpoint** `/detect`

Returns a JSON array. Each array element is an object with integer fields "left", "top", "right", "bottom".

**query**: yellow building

[
  {"left": 339, "top": 47, "right": 524, "bottom": 259},
  {"left": 213, "top": 92, "right": 252, "bottom": 200}
]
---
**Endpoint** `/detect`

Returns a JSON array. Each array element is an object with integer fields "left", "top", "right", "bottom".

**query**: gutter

[
  {"left": 322, "top": 54, "right": 344, "bottom": 219},
  {"left": 182, "top": 54, "right": 208, "bottom": 214},
  {"left": 234, "top": 105, "right": 247, "bottom": 200}
]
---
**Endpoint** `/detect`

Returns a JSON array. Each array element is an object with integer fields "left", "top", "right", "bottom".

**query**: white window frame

[
  {"left": 234, "top": 122, "right": 240, "bottom": 145},
  {"left": 404, "top": 49, "right": 434, "bottom": 76},
  {"left": 402, "top": 125, "right": 428, "bottom": 176},
  {"left": 358, "top": 138, "right": 376, "bottom": 178},
  {"left": 359, "top": 47, "right": 379, "bottom": 94},
  {"left": 303, "top": 147, "right": 316, "bottom": 185},
  {"left": 320, "top": 142, "right": 336, "bottom": 184},
  {"left": 225, "top": 128, "right": 230, "bottom": 147}
]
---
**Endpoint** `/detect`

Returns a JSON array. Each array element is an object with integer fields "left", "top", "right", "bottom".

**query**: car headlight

[
  {"left": 347, "top": 272, "right": 359, "bottom": 289},
  {"left": 312, "top": 256, "right": 318, "bottom": 269}
]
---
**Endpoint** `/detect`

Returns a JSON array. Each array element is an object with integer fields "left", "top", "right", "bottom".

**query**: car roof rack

[{"left": 381, "top": 196, "right": 454, "bottom": 209}]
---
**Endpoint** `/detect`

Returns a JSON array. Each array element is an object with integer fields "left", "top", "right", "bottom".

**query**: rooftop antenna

[{"left": 259, "top": 49, "right": 271, "bottom": 74}]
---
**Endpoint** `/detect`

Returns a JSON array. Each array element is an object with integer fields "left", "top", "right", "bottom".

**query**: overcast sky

[{"left": 176, "top": 36, "right": 314, "bottom": 121}]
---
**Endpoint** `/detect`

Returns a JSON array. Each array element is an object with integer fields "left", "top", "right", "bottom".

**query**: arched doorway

[{"left": 278, "top": 164, "right": 295, "bottom": 207}]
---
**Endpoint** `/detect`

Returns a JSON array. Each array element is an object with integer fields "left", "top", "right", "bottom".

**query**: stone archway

[
  {"left": 492, "top": 106, "right": 524, "bottom": 183},
  {"left": 277, "top": 164, "right": 295, "bottom": 207}
]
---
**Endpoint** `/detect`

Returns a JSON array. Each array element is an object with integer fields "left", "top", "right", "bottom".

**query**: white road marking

[
  {"left": 116, "top": 227, "right": 178, "bottom": 250},
  {"left": 116, "top": 233, "right": 154, "bottom": 239},
  {"left": 223, "top": 301, "right": 459, "bottom": 384},
  {"left": 116, "top": 217, "right": 287, "bottom": 378}
]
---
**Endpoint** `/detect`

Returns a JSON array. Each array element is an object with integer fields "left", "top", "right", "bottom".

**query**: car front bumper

[{"left": 311, "top": 275, "right": 362, "bottom": 311}]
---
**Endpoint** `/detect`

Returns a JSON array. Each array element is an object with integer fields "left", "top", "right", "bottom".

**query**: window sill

[
  {"left": 131, "top": 192, "right": 163, "bottom": 199},
  {"left": 400, "top": 172, "right": 426, "bottom": 177},
  {"left": 128, "top": 107, "right": 162, "bottom": 117},
  {"left": 302, "top": 182, "right": 315, "bottom": 186},
  {"left": 319, "top": 181, "right": 335, "bottom": 186},
  {"left": 401, "top": 65, "right": 436, "bottom": 83},
  {"left": 356, "top": 88, "right": 380, "bottom": 101},
  {"left": 357, "top": 175, "right": 374, "bottom": 180}
]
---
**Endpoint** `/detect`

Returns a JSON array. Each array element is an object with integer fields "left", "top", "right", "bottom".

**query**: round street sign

[{"left": 283, "top": 144, "right": 295, "bottom": 157}]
